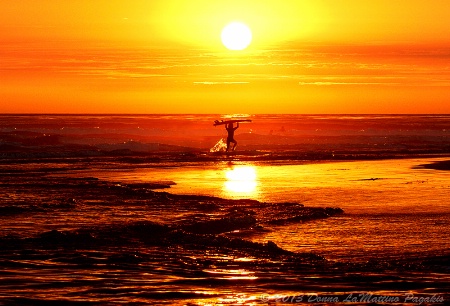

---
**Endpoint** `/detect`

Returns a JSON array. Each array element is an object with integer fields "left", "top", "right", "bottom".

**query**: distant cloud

[{"left": 193, "top": 81, "right": 249, "bottom": 85}]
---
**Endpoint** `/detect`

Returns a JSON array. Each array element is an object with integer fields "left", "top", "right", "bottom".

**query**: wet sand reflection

[{"left": 223, "top": 165, "right": 258, "bottom": 198}]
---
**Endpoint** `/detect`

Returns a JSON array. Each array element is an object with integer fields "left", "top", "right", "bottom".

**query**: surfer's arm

[{"left": 235, "top": 123, "right": 239, "bottom": 130}]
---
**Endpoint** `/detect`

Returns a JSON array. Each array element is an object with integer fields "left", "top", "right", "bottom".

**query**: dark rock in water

[
  {"left": 0, "top": 205, "right": 27, "bottom": 216},
  {"left": 165, "top": 230, "right": 296, "bottom": 258},
  {"left": 108, "top": 221, "right": 172, "bottom": 243},
  {"left": 279, "top": 202, "right": 305, "bottom": 208},
  {"left": 266, "top": 206, "right": 344, "bottom": 225},
  {"left": 39, "top": 229, "right": 66, "bottom": 241},
  {"left": 420, "top": 254, "right": 450, "bottom": 270},
  {"left": 196, "top": 202, "right": 220, "bottom": 212},
  {"left": 67, "top": 198, "right": 77, "bottom": 204},
  {"left": 107, "top": 253, "right": 144, "bottom": 265},
  {"left": 181, "top": 215, "right": 257, "bottom": 235},
  {"left": 37, "top": 221, "right": 174, "bottom": 247},
  {"left": 121, "top": 220, "right": 169, "bottom": 232},
  {"left": 232, "top": 199, "right": 261, "bottom": 206},
  {"left": 125, "top": 182, "right": 175, "bottom": 190},
  {"left": 266, "top": 240, "right": 285, "bottom": 253},
  {"left": 30, "top": 198, "right": 78, "bottom": 211},
  {"left": 0, "top": 297, "right": 103, "bottom": 306},
  {"left": 38, "top": 230, "right": 95, "bottom": 245},
  {"left": 154, "top": 191, "right": 172, "bottom": 202},
  {"left": 54, "top": 198, "right": 78, "bottom": 209},
  {"left": 325, "top": 207, "right": 344, "bottom": 216},
  {"left": 224, "top": 206, "right": 257, "bottom": 218}
]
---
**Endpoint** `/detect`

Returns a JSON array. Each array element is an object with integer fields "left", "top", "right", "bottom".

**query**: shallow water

[
  {"left": 85, "top": 157, "right": 450, "bottom": 264},
  {"left": 115, "top": 157, "right": 450, "bottom": 214}
]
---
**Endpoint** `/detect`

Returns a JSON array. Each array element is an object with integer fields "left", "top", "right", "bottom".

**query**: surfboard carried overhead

[{"left": 213, "top": 119, "right": 252, "bottom": 126}]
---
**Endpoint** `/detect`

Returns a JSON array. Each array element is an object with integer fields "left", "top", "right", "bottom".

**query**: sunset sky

[{"left": 1, "top": 0, "right": 449, "bottom": 113}]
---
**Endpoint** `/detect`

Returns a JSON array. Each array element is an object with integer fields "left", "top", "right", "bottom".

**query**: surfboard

[{"left": 213, "top": 119, "right": 252, "bottom": 126}]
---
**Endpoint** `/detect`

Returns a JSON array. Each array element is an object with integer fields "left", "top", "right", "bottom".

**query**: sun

[{"left": 221, "top": 22, "right": 252, "bottom": 51}]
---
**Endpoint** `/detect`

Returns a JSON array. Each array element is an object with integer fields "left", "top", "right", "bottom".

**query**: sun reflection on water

[{"left": 223, "top": 165, "right": 258, "bottom": 198}]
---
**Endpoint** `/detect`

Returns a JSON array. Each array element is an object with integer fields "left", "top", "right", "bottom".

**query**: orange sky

[{"left": 1, "top": 0, "right": 449, "bottom": 113}]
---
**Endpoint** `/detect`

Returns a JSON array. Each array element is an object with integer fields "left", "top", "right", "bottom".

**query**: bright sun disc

[{"left": 221, "top": 22, "right": 252, "bottom": 51}]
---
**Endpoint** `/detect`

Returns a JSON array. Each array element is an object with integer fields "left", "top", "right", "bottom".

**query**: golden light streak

[{"left": 224, "top": 166, "right": 258, "bottom": 196}]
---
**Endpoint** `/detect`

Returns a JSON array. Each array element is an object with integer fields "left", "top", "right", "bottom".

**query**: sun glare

[
  {"left": 224, "top": 166, "right": 257, "bottom": 195},
  {"left": 221, "top": 22, "right": 252, "bottom": 50}
]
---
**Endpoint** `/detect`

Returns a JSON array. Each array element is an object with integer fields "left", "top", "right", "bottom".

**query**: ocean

[{"left": 0, "top": 114, "right": 449, "bottom": 305}]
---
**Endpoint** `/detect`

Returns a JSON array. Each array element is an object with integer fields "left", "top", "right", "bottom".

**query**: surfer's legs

[
  {"left": 232, "top": 140, "right": 237, "bottom": 151},
  {"left": 226, "top": 137, "right": 237, "bottom": 152},
  {"left": 226, "top": 140, "right": 237, "bottom": 152}
]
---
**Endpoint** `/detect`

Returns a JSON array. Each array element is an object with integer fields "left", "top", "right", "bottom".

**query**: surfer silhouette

[{"left": 225, "top": 122, "right": 239, "bottom": 152}]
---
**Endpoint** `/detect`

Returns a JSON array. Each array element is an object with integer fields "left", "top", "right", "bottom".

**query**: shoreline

[{"left": 1, "top": 148, "right": 449, "bottom": 164}]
